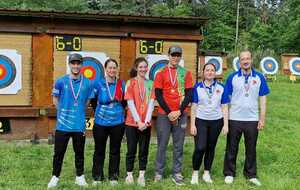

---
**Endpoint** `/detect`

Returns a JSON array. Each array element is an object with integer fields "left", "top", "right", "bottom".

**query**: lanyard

[
  {"left": 137, "top": 77, "right": 146, "bottom": 103},
  {"left": 69, "top": 75, "right": 83, "bottom": 106},
  {"left": 105, "top": 77, "right": 117, "bottom": 102}
]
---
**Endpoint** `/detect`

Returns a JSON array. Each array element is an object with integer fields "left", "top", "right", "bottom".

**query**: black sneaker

[{"left": 172, "top": 173, "right": 185, "bottom": 186}]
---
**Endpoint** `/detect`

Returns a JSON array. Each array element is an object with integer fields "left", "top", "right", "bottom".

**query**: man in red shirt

[{"left": 154, "top": 45, "right": 193, "bottom": 185}]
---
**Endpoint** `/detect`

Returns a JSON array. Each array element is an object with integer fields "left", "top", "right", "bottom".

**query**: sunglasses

[{"left": 170, "top": 53, "right": 182, "bottom": 57}]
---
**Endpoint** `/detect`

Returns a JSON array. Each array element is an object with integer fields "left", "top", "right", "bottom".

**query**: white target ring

[
  {"left": 233, "top": 56, "right": 240, "bottom": 71},
  {"left": 289, "top": 57, "right": 300, "bottom": 75},
  {"left": 260, "top": 57, "right": 279, "bottom": 75}
]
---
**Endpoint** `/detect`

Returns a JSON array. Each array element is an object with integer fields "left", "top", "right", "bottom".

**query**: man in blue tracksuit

[
  {"left": 223, "top": 50, "right": 270, "bottom": 186},
  {"left": 47, "top": 53, "right": 94, "bottom": 188}
]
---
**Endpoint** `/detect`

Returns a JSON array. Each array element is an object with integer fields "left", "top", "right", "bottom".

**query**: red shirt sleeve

[
  {"left": 153, "top": 71, "right": 163, "bottom": 89},
  {"left": 184, "top": 71, "right": 193, "bottom": 89}
]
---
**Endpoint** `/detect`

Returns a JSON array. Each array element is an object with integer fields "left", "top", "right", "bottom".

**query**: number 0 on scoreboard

[
  {"left": 139, "top": 40, "right": 163, "bottom": 54},
  {"left": 56, "top": 36, "right": 82, "bottom": 51}
]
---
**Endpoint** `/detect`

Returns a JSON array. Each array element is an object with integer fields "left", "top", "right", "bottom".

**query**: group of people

[{"left": 47, "top": 45, "right": 270, "bottom": 188}]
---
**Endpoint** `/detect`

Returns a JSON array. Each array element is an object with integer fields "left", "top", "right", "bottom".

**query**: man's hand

[
  {"left": 190, "top": 125, "right": 197, "bottom": 136},
  {"left": 257, "top": 119, "right": 265, "bottom": 130},
  {"left": 168, "top": 110, "right": 181, "bottom": 121}
]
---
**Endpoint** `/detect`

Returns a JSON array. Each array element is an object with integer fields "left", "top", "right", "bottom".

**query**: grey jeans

[{"left": 155, "top": 113, "right": 187, "bottom": 175}]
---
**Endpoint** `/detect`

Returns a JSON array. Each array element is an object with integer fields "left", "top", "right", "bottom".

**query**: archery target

[
  {"left": 233, "top": 57, "right": 240, "bottom": 71},
  {"left": 0, "top": 49, "right": 22, "bottom": 94},
  {"left": 67, "top": 52, "right": 108, "bottom": 82},
  {"left": 146, "top": 55, "right": 184, "bottom": 81},
  {"left": 205, "top": 56, "right": 223, "bottom": 75},
  {"left": 260, "top": 57, "right": 278, "bottom": 75},
  {"left": 289, "top": 57, "right": 300, "bottom": 75}
]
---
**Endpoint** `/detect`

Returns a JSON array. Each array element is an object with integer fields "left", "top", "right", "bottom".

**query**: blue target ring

[
  {"left": 263, "top": 60, "right": 275, "bottom": 72},
  {"left": 291, "top": 59, "right": 300, "bottom": 73},
  {"left": 149, "top": 60, "right": 168, "bottom": 81},
  {"left": 207, "top": 58, "right": 221, "bottom": 72},
  {"left": 81, "top": 57, "right": 105, "bottom": 82},
  {"left": 260, "top": 57, "right": 278, "bottom": 75},
  {"left": 263, "top": 60, "right": 276, "bottom": 72},
  {"left": 0, "top": 55, "right": 16, "bottom": 89}
]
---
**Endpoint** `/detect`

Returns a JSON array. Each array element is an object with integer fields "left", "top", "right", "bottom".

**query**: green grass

[{"left": 1, "top": 74, "right": 300, "bottom": 190}]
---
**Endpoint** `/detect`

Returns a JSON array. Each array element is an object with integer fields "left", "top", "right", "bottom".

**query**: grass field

[{"left": 1, "top": 75, "right": 300, "bottom": 190}]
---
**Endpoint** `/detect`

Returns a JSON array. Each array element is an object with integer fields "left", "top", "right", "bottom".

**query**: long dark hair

[{"left": 129, "top": 57, "right": 148, "bottom": 78}]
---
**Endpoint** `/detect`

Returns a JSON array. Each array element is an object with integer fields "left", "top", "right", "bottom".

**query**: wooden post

[
  {"left": 32, "top": 34, "right": 53, "bottom": 139},
  {"left": 120, "top": 37, "right": 136, "bottom": 81}
]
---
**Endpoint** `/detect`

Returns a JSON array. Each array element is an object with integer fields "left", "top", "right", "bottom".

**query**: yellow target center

[
  {"left": 268, "top": 63, "right": 272, "bottom": 68},
  {"left": 0, "top": 68, "right": 3, "bottom": 76},
  {"left": 84, "top": 69, "right": 93, "bottom": 78},
  {"left": 296, "top": 64, "right": 300, "bottom": 69}
]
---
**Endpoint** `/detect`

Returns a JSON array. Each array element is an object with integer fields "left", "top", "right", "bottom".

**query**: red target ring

[
  {"left": 0, "top": 64, "right": 7, "bottom": 80},
  {"left": 81, "top": 66, "right": 96, "bottom": 80}
]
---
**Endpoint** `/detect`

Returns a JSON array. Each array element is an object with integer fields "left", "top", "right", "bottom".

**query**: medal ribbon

[
  {"left": 168, "top": 66, "right": 178, "bottom": 89},
  {"left": 105, "top": 77, "right": 117, "bottom": 102},
  {"left": 69, "top": 75, "right": 83, "bottom": 104},
  {"left": 203, "top": 80, "right": 216, "bottom": 99},
  {"left": 137, "top": 78, "right": 146, "bottom": 103},
  {"left": 243, "top": 72, "right": 252, "bottom": 94}
]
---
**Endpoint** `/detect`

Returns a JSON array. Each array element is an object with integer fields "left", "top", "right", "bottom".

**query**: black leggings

[
  {"left": 192, "top": 118, "right": 223, "bottom": 171},
  {"left": 52, "top": 130, "right": 86, "bottom": 177},
  {"left": 92, "top": 123, "right": 125, "bottom": 181},
  {"left": 125, "top": 125, "right": 151, "bottom": 172}
]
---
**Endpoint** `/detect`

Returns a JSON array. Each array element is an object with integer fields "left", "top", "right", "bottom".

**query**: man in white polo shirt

[{"left": 223, "top": 50, "right": 270, "bottom": 186}]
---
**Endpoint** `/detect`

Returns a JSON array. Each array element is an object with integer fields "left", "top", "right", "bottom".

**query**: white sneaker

[
  {"left": 202, "top": 173, "right": 213, "bottom": 183},
  {"left": 110, "top": 180, "right": 118, "bottom": 186},
  {"left": 75, "top": 175, "right": 88, "bottom": 187},
  {"left": 190, "top": 174, "right": 199, "bottom": 185},
  {"left": 125, "top": 175, "right": 134, "bottom": 185},
  {"left": 224, "top": 176, "right": 234, "bottom": 184},
  {"left": 137, "top": 175, "right": 146, "bottom": 187},
  {"left": 92, "top": 180, "right": 101, "bottom": 186},
  {"left": 249, "top": 178, "right": 262, "bottom": 186},
  {"left": 47, "top": 176, "right": 59, "bottom": 188},
  {"left": 154, "top": 173, "right": 162, "bottom": 182}
]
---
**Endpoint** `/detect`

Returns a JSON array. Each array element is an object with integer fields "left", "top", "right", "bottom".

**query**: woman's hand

[
  {"left": 222, "top": 125, "right": 229, "bottom": 135},
  {"left": 137, "top": 121, "right": 147, "bottom": 131}
]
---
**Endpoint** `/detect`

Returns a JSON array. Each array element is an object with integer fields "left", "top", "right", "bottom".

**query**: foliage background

[{"left": 0, "top": 0, "right": 299, "bottom": 59}]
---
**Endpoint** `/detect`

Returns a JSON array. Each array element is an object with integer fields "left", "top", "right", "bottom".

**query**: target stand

[{"left": 288, "top": 57, "right": 300, "bottom": 83}]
